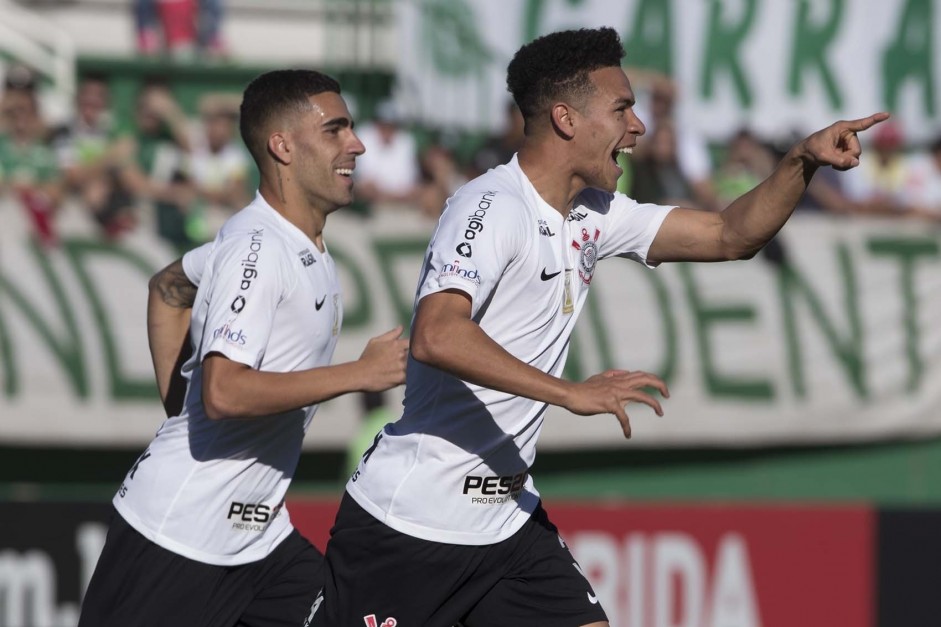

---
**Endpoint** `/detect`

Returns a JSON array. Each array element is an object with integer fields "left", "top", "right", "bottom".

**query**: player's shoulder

[
  {"left": 212, "top": 199, "right": 294, "bottom": 267},
  {"left": 444, "top": 160, "right": 531, "bottom": 226}
]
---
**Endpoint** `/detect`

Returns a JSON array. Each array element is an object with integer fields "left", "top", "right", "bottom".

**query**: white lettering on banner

[
  {"left": 76, "top": 523, "right": 107, "bottom": 600},
  {"left": 570, "top": 532, "right": 760, "bottom": 627},
  {"left": 0, "top": 523, "right": 107, "bottom": 627},
  {"left": 398, "top": 0, "right": 941, "bottom": 141},
  {"left": 0, "top": 551, "right": 73, "bottom": 627}
]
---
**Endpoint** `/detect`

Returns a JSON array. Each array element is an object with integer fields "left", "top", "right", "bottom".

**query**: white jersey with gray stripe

[
  {"left": 115, "top": 193, "right": 342, "bottom": 566},
  {"left": 346, "top": 156, "right": 673, "bottom": 545}
]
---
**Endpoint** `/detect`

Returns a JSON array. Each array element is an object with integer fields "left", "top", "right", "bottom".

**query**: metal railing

[{"left": 0, "top": 0, "right": 76, "bottom": 98}]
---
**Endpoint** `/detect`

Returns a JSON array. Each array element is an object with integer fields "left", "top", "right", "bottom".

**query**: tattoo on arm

[{"left": 151, "top": 260, "right": 198, "bottom": 308}]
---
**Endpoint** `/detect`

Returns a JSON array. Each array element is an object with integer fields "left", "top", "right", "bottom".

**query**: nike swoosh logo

[
  {"left": 587, "top": 591, "right": 599, "bottom": 604},
  {"left": 541, "top": 268, "right": 561, "bottom": 281},
  {"left": 315, "top": 295, "right": 326, "bottom": 310}
]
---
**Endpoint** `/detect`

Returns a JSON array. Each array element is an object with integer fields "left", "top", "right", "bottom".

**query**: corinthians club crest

[{"left": 571, "top": 227, "right": 600, "bottom": 284}]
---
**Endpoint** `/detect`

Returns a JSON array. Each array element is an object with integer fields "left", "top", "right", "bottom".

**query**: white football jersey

[
  {"left": 347, "top": 156, "right": 673, "bottom": 545},
  {"left": 181, "top": 240, "right": 211, "bottom": 285},
  {"left": 115, "top": 193, "right": 342, "bottom": 566}
]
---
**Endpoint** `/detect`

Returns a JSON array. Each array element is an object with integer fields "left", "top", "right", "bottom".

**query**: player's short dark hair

[
  {"left": 239, "top": 69, "right": 341, "bottom": 165},
  {"left": 506, "top": 27, "right": 625, "bottom": 130}
]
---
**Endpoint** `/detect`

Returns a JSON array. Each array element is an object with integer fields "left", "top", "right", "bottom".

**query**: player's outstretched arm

[
  {"left": 411, "top": 290, "right": 669, "bottom": 438},
  {"left": 148, "top": 257, "right": 197, "bottom": 416},
  {"left": 201, "top": 327, "right": 408, "bottom": 420},
  {"left": 647, "top": 112, "right": 890, "bottom": 263}
]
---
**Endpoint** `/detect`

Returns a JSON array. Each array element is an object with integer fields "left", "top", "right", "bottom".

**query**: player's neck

[
  {"left": 517, "top": 142, "right": 585, "bottom": 218},
  {"left": 259, "top": 184, "right": 327, "bottom": 250}
]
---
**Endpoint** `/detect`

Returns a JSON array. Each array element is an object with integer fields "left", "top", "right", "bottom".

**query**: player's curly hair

[
  {"left": 239, "top": 69, "right": 341, "bottom": 165},
  {"left": 506, "top": 27, "right": 625, "bottom": 131}
]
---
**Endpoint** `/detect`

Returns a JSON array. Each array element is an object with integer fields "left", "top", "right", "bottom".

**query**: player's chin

[{"left": 337, "top": 191, "right": 356, "bottom": 209}]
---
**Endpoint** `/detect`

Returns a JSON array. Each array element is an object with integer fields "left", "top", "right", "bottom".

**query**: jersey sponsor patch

[
  {"left": 538, "top": 218, "right": 555, "bottom": 237},
  {"left": 227, "top": 501, "right": 282, "bottom": 532},
  {"left": 237, "top": 228, "right": 265, "bottom": 290},
  {"left": 462, "top": 472, "right": 527, "bottom": 504},
  {"left": 299, "top": 248, "right": 316, "bottom": 266},
  {"left": 438, "top": 259, "right": 480, "bottom": 285}
]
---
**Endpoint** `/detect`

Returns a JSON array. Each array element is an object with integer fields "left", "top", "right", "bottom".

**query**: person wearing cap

[
  {"left": 352, "top": 98, "right": 421, "bottom": 211},
  {"left": 841, "top": 120, "right": 915, "bottom": 215}
]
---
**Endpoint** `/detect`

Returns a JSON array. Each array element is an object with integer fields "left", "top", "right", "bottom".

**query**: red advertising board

[{"left": 287, "top": 500, "right": 874, "bottom": 627}]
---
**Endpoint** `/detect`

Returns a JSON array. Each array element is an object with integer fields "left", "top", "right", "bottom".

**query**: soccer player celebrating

[
  {"left": 317, "top": 28, "right": 888, "bottom": 627},
  {"left": 78, "top": 69, "right": 408, "bottom": 627}
]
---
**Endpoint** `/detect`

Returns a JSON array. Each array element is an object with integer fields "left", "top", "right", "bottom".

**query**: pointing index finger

[{"left": 844, "top": 111, "right": 891, "bottom": 133}]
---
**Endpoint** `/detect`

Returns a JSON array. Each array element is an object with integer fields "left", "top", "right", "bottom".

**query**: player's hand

[
  {"left": 356, "top": 325, "right": 409, "bottom": 392},
  {"left": 797, "top": 112, "right": 890, "bottom": 171},
  {"left": 563, "top": 369, "right": 669, "bottom": 439}
]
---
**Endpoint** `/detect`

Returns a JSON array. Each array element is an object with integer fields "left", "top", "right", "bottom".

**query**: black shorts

[
  {"left": 78, "top": 510, "right": 325, "bottom": 627},
  {"left": 316, "top": 493, "right": 607, "bottom": 627}
]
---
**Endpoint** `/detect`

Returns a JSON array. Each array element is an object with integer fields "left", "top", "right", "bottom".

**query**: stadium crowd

[{"left": 2, "top": 63, "right": 940, "bottom": 255}]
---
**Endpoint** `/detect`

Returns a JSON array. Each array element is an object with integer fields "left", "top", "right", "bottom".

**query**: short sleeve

[
  {"left": 582, "top": 190, "right": 673, "bottom": 267},
  {"left": 198, "top": 231, "right": 289, "bottom": 369},
  {"left": 182, "top": 242, "right": 213, "bottom": 287}
]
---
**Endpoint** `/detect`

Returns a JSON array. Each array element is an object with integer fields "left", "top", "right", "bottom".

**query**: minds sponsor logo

[
  {"left": 213, "top": 323, "right": 247, "bottom": 346},
  {"left": 239, "top": 228, "right": 264, "bottom": 291},
  {"left": 439, "top": 260, "right": 480, "bottom": 285},
  {"left": 463, "top": 471, "right": 528, "bottom": 504}
]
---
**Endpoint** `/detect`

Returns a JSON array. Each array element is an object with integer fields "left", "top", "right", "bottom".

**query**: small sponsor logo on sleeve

[
  {"left": 212, "top": 323, "right": 247, "bottom": 346},
  {"left": 439, "top": 260, "right": 480, "bottom": 285}
]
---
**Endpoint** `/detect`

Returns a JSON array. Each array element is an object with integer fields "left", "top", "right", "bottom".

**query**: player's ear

[
  {"left": 550, "top": 102, "right": 576, "bottom": 140},
  {"left": 267, "top": 132, "right": 291, "bottom": 165}
]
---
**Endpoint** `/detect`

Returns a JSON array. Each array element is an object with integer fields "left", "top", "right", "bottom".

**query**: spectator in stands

[
  {"left": 183, "top": 92, "right": 250, "bottom": 238},
  {"left": 470, "top": 99, "right": 525, "bottom": 177},
  {"left": 416, "top": 131, "right": 468, "bottom": 220},
  {"left": 197, "top": 0, "right": 228, "bottom": 59},
  {"left": 632, "top": 72, "right": 719, "bottom": 211},
  {"left": 135, "top": 0, "right": 196, "bottom": 57},
  {"left": 112, "top": 80, "right": 195, "bottom": 252},
  {"left": 713, "top": 128, "right": 777, "bottom": 209},
  {"left": 51, "top": 74, "right": 137, "bottom": 239},
  {"left": 630, "top": 119, "right": 699, "bottom": 209},
  {"left": 713, "top": 128, "right": 785, "bottom": 264},
  {"left": 900, "top": 134, "right": 941, "bottom": 222},
  {"left": 0, "top": 73, "right": 62, "bottom": 246},
  {"left": 841, "top": 120, "right": 912, "bottom": 216},
  {"left": 354, "top": 99, "right": 421, "bottom": 210},
  {"left": 135, "top": 0, "right": 225, "bottom": 59}
]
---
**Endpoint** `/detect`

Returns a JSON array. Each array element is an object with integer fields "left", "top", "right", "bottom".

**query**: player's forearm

[
  {"left": 148, "top": 259, "right": 198, "bottom": 411},
  {"left": 719, "top": 148, "right": 817, "bottom": 259},
  {"left": 147, "top": 302, "right": 191, "bottom": 404},
  {"left": 411, "top": 316, "right": 574, "bottom": 408},
  {"left": 202, "top": 359, "right": 375, "bottom": 420}
]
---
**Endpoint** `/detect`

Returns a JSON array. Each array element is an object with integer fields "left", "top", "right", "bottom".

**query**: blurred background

[{"left": 1, "top": 0, "right": 940, "bottom": 625}]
